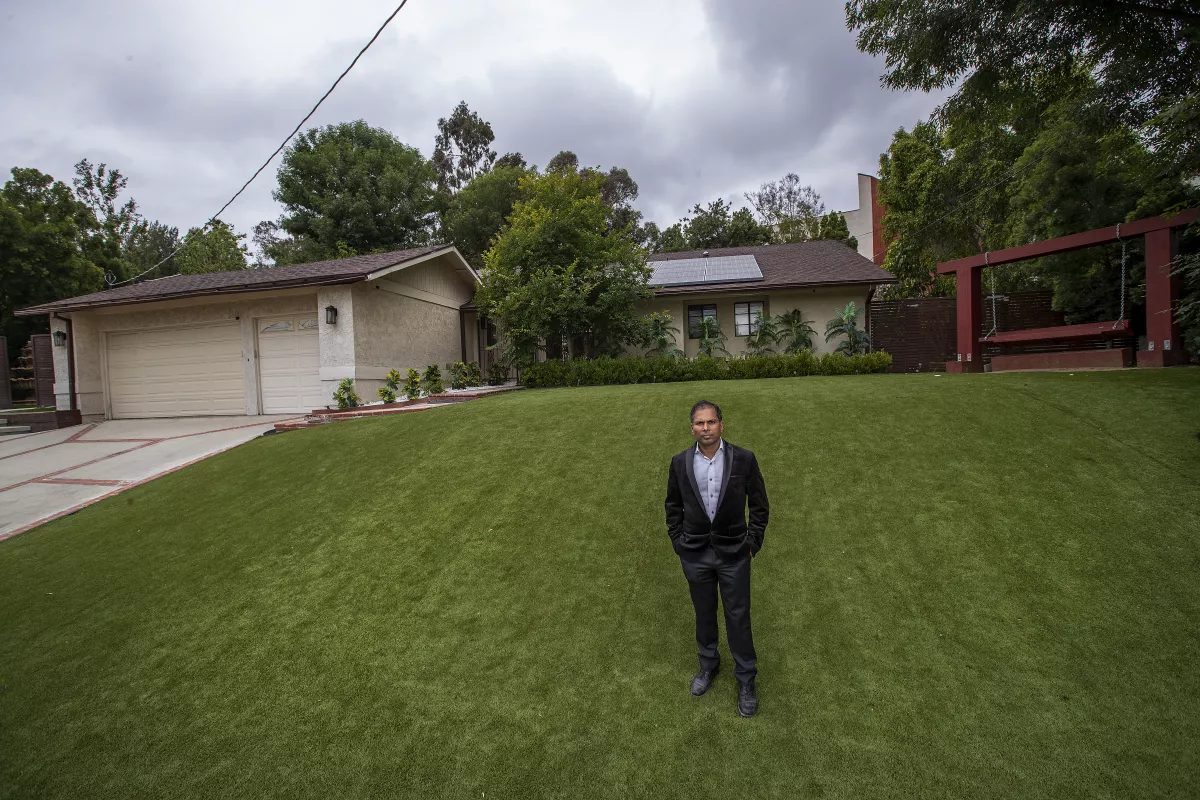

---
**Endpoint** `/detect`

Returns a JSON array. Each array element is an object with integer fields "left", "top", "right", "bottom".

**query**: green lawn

[{"left": 2, "top": 370, "right": 1199, "bottom": 799}]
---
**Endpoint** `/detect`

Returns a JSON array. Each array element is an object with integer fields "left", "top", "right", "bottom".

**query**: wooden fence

[{"left": 868, "top": 291, "right": 1133, "bottom": 373}]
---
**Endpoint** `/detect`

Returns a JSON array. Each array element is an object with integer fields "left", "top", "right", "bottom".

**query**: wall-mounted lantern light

[
  {"left": 325, "top": 305, "right": 338, "bottom": 325},
  {"left": 53, "top": 330, "right": 68, "bottom": 347}
]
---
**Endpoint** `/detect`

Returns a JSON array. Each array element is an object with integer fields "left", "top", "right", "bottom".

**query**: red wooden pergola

[{"left": 938, "top": 208, "right": 1199, "bottom": 372}]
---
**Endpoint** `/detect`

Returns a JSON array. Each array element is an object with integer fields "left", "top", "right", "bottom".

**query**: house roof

[
  {"left": 17, "top": 245, "right": 471, "bottom": 316},
  {"left": 647, "top": 240, "right": 894, "bottom": 296}
]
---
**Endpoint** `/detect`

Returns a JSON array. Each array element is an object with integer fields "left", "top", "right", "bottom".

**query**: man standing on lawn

[{"left": 664, "top": 400, "right": 769, "bottom": 717}]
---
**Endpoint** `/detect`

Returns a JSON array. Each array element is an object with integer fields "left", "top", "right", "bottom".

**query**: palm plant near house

[
  {"left": 642, "top": 311, "right": 684, "bottom": 358},
  {"left": 775, "top": 309, "right": 817, "bottom": 353},
  {"left": 695, "top": 314, "right": 730, "bottom": 358},
  {"left": 824, "top": 301, "right": 872, "bottom": 355},
  {"left": 743, "top": 310, "right": 781, "bottom": 355}
]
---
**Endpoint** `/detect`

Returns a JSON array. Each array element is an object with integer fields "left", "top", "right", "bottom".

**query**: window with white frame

[{"left": 734, "top": 302, "right": 765, "bottom": 336}]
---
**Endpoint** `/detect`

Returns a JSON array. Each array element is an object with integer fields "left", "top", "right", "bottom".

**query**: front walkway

[{"left": 0, "top": 416, "right": 296, "bottom": 541}]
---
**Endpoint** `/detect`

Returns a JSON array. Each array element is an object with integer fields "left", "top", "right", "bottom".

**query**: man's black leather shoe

[
  {"left": 690, "top": 668, "right": 719, "bottom": 696},
  {"left": 737, "top": 680, "right": 759, "bottom": 717}
]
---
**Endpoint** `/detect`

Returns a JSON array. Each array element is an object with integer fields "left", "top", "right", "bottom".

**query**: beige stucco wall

[
  {"left": 324, "top": 252, "right": 478, "bottom": 399},
  {"left": 57, "top": 289, "right": 319, "bottom": 420},
  {"left": 632, "top": 285, "right": 872, "bottom": 358}
]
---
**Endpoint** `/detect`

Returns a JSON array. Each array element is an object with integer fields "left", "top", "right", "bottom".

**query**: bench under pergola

[{"left": 937, "top": 209, "right": 1198, "bottom": 372}]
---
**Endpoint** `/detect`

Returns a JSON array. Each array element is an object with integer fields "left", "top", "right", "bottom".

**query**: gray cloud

[{"left": 0, "top": 0, "right": 944, "bottom": 245}]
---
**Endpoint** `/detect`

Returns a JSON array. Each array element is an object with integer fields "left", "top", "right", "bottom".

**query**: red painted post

[
  {"left": 947, "top": 266, "right": 984, "bottom": 372},
  {"left": 1140, "top": 228, "right": 1185, "bottom": 367}
]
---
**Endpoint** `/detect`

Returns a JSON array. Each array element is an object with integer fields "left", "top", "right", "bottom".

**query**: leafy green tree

[
  {"left": 123, "top": 220, "right": 180, "bottom": 278},
  {"left": 642, "top": 311, "right": 684, "bottom": 358},
  {"left": 432, "top": 101, "right": 497, "bottom": 195},
  {"left": 846, "top": 0, "right": 1200, "bottom": 143},
  {"left": 73, "top": 159, "right": 142, "bottom": 284},
  {"left": 743, "top": 310, "right": 781, "bottom": 355},
  {"left": 270, "top": 120, "right": 436, "bottom": 264},
  {"left": 695, "top": 314, "right": 730, "bottom": 358},
  {"left": 659, "top": 199, "right": 771, "bottom": 252},
  {"left": 743, "top": 174, "right": 859, "bottom": 248},
  {"left": 655, "top": 223, "right": 687, "bottom": 253},
  {"left": 775, "top": 309, "right": 817, "bottom": 353},
  {"left": 441, "top": 165, "right": 528, "bottom": 268},
  {"left": 546, "top": 150, "right": 580, "bottom": 174},
  {"left": 175, "top": 221, "right": 249, "bottom": 274},
  {"left": 495, "top": 152, "right": 527, "bottom": 170},
  {"left": 476, "top": 169, "right": 652, "bottom": 362},
  {"left": 824, "top": 302, "right": 871, "bottom": 355},
  {"left": 0, "top": 168, "right": 104, "bottom": 360}
]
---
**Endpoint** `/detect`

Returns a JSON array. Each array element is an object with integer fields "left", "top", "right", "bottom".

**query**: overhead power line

[{"left": 107, "top": 0, "right": 412, "bottom": 287}]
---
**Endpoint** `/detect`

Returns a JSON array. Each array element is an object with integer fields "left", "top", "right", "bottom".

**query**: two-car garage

[{"left": 104, "top": 315, "right": 322, "bottom": 418}]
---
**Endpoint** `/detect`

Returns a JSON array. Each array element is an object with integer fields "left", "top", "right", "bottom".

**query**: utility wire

[{"left": 107, "top": 0, "right": 412, "bottom": 287}]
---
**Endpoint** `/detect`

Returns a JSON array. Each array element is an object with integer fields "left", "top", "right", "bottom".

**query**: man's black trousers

[{"left": 680, "top": 545, "right": 757, "bottom": 683}]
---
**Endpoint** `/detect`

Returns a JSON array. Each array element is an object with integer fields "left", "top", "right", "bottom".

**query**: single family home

[
  {"left": 16, "top": 246, "right": 485, "bottom": 421},
  {"left": 640, "top": 240, "right": 895, "bottom": 357}
]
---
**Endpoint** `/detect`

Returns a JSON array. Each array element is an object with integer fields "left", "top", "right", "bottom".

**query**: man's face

[{"left": 690, "top": 406, "right": 723, "bottom": 448}]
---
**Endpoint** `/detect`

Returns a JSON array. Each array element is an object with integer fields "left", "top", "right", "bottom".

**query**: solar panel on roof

[{"left": 648, "top": 255, "right": 763, "bottom": 287}]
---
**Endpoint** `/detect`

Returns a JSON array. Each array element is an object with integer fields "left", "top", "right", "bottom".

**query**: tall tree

[
  {"left": 546, "top": 150, "right": 580, "bottom": 174},
  {"left": 432, "top": 101, "right": 498, "bottom": 195},
  {"left": 845, "top": 0, "right": 1200, "bottom": 139},
  {"left": 476, "top": 169, "right": 652, "bottom": 362},
  {"left": 745, "top": 173, "right": 859, "bottom": 248},
  {"left": 174, "top": 221, "right": 249, "bottom": 274},
  {"left": 658, "top": 199, "right": 771, "bottom": 252},
  {"left": 270, "top": 120, "right": 437, "bottom": 264},
  {"left": 745, "top": 174, "right": 825, "bottom": 242},
  {"left": 73, "top": 159, "right": 141, "bottom": 284},
  {"left": 123, "top": 220, "right": 181, "bottom": 278},
  {"left": 441, "top": 165, "right": 529, "bottom": 268},
  {"left": 0, "top": 168, "right": 103, "bottom": 360}
]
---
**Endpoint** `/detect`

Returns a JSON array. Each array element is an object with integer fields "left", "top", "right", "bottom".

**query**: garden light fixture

[
  {"left": 53, "top": 330, "right": 67, "bottom": 347},
  {"left": 325, "top": 305, "right": 338, "bottom": 325}
]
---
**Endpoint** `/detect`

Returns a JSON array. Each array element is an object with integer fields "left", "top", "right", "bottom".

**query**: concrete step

[{"left": 0, "top": 425, "right": 32, "bottom": 435}]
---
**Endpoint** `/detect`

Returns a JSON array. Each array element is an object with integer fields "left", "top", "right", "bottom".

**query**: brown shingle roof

[
  {"left": 17, "top": 245, "right": 453, "bottom": 315},
  {"left": 648, "top": 240, "right": 894, "bottom": 296}
]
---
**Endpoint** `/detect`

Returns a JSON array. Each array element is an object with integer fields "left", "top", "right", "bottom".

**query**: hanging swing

[{"left": 979, "top": 224, "right": 1132, "bottom": 346}]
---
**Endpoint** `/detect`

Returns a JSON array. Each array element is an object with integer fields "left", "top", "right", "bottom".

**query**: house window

[
  {"left": 688, "top": 304, "right": 718, "bottom": 339},
  {"left": 260, "top": 320, "right": 293, "bottom": 333},
  {"left": 298, "top": 318, "right": 319, "bottom": 330},
  {"left": 734, "top": 302, "right": 765, "bottom": 336}
]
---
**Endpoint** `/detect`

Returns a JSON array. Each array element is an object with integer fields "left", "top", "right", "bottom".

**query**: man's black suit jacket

[{"left": 665, "top": 441, "right": 769, "bottom": 561}]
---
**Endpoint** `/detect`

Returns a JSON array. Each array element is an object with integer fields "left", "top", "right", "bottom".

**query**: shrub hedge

[{"left": 520, "top": 351, "right": 893, "bottom": 388}]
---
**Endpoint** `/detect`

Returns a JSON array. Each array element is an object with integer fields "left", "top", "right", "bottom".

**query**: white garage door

[
  {"left": 107, "top": 323, "right": 244, "bottom": 418},
  {"left": 257, "top": 315, "right": 324, "bottom": 414}
]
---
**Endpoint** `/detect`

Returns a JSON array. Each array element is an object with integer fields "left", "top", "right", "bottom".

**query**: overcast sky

[{"left": 1, "top": 0, "right": 944, "bottom": 243}]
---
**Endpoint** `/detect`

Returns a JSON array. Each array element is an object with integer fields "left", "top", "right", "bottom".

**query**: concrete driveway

[{"left": 0, "top": 416, "right": 298, "bottom": 541}]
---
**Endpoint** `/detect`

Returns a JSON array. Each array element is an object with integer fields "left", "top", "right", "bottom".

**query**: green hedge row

[{"left": 520, "top": 351, "right": 893, "bottom": 388}]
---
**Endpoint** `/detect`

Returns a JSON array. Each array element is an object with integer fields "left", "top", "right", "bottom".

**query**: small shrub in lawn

[
  {"left": 447, "top": 361, "right": 468, "bottom": 390},
  {"left": 378, "top": 385, "right": 397, "bottom": 403},
  {"left": 403, "top": 368, "right": 422, "bottom": 399},
  {"left": 423, "top": 364, "right": 444, "bottom": 395},
  {"left": 520, "top": 350, "right": 893, "bottom": 387},
  {"left": 333, "top": 378, "right": 361, "bottom": 409}
]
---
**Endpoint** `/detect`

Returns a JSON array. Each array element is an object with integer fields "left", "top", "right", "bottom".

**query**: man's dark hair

[{"left": 690, "top": 400, "right": 722, "bottom": 422}]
